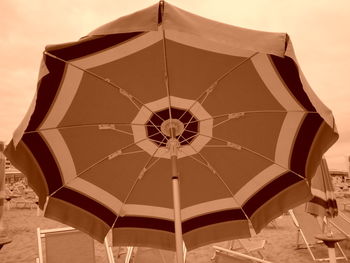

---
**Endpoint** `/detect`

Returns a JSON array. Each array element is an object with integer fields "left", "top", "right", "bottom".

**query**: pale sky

[{"left": 0, "top": 0, "right": 349, "bottom": 171}]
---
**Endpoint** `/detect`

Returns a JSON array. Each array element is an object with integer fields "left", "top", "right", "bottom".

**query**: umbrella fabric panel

[
  {"left": 46, "top": 32, "right": 146, "bottom": 61},
  {"left": 165, "top": 39, "right": 253, "bottom": 101},
  {"left": 67, "top": 150, "right": 152, "bottom": 207},
  {"left": 45, "top": 196, "right": 113, "bottom": 243},
  {"left": 4, "top": 140, "right": 49, "bottom": 208},
  {"left": 57, "top": 72, "right": 139, "bottom": 127},
  {"left": 86, "top": 37, "right": 168, "bottom": 104},
  {"left": 210, "top": 112, "right": 287, "bottom": 162},
  {"left": 199, "top": 147, "right": 273, "bottom": 195},
  {"left": 163, "top": 2, "right": 287, "bottom": 57},
  {"left": 88, "top": 3, "right": 160, "bottom": 35},
  {"left": 112, "top": 218, "right": 250, "bottom": 251},
  {"left": 25, "top": 55, "right": 66, "bottom": 132},
  {"left": 201, "top": 59, "right": 286, "bottom": 114},
  {"left": 113, "top": 227, "right": 176, "bottom": 251},
  {"left": 58, "top": 126, "right": 135, "bottom": 176},
  {"left": 249, "top": 178, "right": 312, "bottom": 232}
]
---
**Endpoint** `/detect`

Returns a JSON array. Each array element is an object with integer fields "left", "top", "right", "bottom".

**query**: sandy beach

[{"left": 1, "top": 202, "right": 350, "bottom": 263}]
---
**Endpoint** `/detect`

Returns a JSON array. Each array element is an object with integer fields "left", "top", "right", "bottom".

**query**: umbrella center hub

[
  {"left": 132, "top": 96, "right": 213, "bottom": 158},
  {"left": 160, "top": 119, "right": 184, "bottom": 137}
]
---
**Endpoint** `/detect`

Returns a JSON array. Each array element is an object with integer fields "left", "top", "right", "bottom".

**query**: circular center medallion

[{"left": 146, "top": 107, "right": 198, "bottom": 147}]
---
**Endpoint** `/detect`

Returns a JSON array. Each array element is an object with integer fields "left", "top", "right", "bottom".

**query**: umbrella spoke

[
  {"left": 200, "top": 133, "right": 307, "bottom": 181},
  {"left": 160, "top": 22, "right": 175, "bottom": 132},
  {"left": 182, "top": 145, "right": 252, "bottom": 222},
  {"left": 48, "top": 137, "right": 153, "bottom": 198},
  {"left": 44, "top": 51, "right": 167, "bottom": 124},
  {"left": 177, "top": 132, "right": 198, "bottom": 145},
  {"left": 173, "top": 110, "right": 317, "bottom": 128},
  {"left": 176, "top": 52, "right": 259, "bottom": 140},
  {"left": 111, "top": 137, "right": 167, "bottom": 228},
  {"left": 23, "top": 122, "right": 135, "bottom": 135}
]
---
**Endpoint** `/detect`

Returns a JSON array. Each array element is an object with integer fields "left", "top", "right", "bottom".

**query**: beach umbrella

[
  {"left": 5, "top": 2, "right": 338, "bottom": 263},
  {"left": 306, "top": 158, "right": 338, "bottom": 218}
]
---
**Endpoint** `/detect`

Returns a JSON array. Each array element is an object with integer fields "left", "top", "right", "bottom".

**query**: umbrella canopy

[
  {"left": 5, "top": 1, "right": 338, "bottom": 255},
  {"left": 306, "top": 158, "right": 338, "bottom": 218}
]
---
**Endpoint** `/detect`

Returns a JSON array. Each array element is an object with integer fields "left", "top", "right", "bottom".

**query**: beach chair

[
  {"left": 329, "top": 211, "right": 350, "bottom": 239},
  {"left": 125, "top": 243, "right": 187, "bottom": 263},
  {"left": 289, "top": 206, "right": 347, "bottom": 262},
  {"left": 36, "top": 226, "right": 112, "bottom": 263},
  {"left": 103, "top": 236, "right": 133, "bottom": 263},
  {"left": 212, "top": 237, "right": 268, "bottom": 263},
  {"left": 212, "top": 245, "right": 272, "bottom": 263}
]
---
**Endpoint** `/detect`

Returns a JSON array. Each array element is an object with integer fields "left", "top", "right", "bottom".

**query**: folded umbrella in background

[{"left": 306, "top": 158, "right": 338, "bottom": 218}]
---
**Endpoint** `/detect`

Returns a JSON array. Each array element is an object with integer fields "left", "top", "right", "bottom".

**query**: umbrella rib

[
  {"left": 212, "top": 110, "right": 319, "bottom": 128},
  {"left": 160, "top": 23, "right": 174, "bottom": 123},
  {"left": 200, "top": 133, "right": 307, "bottom": 181},
  {"left": 177, "top": 52, "right": 259, "bottom": 140},
  {"left": 47, "top": 138, "right": 152, "bottom": 197},
  {"left": 175, "top": 110, "right": 314, "bottom": 126},
  {"left": 183, "top": 146, "right": 252, "bottom": 221},
  {"left": 23, "top": 121, "right": 166, "bottom": 136},
  {"left": 44, "top": 52, "right": 167, "bottom": 126},
  {"left": 111, "top": 137, "right": 166, "bottom": 229}
]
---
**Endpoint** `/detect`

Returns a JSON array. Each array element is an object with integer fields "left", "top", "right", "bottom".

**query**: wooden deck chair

[
  {"left": 228, "top": 238, "right": 267, "bottom": 259},
  {"left": 329, "top": 211, "right": 350, "bottom": 239},
  {"left": 36, "top": 226, "right": 112, "bottom": 263},
  {"left": 289, "top": 207, "right": 347, "bottom": 262},
  {"left": 126, "top": 243, "right": 186, "bottom": 263},
  {"left": 103, "top": 236, "right": 133, "bottom": 263},
  {"left": 212, "top": 246, "right": 272, "bottom": 263},
  {"left": 212, "top": 237, "right": 267, "bottom": 262}
]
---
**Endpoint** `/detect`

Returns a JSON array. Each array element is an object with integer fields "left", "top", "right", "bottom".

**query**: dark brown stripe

[
  {"left": 26, "top": 55, "right": 66, "bottom": 132},
  {"left": 114, "top": 216, "right": 175, "bottom": 233},
  {"left": 309, "top": 196, "right": 338, "bottom": 211},
  {"left": 270, "top": 55, "right": 316, "bottom": 112},
  {"left": 182, "top": 209, "right": 246, "bottom": 233},
  {"left": 47, "top": 32, "right": 143, "bottom": 61},
  {"left": 243, "top": 172, "right": 303, "bottom": 217},
  {"left": 290, "top": 114, "right": 323, "bottom": 177},
  {"left": 309, "top": 196, "right": 327, "bottom": 209},
  {"left": 53, "top": 187, "right": 116, "bottom": 227},
  {"left": 22, "top": 133, "right": 63, "bottom": 194},
  {"left": 113, "top": 209, "right": 246, "bottom": 234}
]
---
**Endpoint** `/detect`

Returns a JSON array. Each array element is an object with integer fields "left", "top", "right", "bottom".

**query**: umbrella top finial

[{"left": 161, "top": 119, "right": 184, "bottom": 137}]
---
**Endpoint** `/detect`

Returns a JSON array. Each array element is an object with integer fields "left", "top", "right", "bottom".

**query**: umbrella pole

[{"left": 169, "top": 138, "right": 185, "bottom": 263}]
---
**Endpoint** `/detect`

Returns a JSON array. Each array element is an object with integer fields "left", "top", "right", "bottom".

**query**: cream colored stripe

[
  {"left": 71, "top": 30, "right": 163, "bottom": 69},
  {"left": 123, "top": 204, "right": 173, "bottom": 220},
  {"left": 234, "top": 164, "right": 286, "bottom": 205},
  {"left": 40, "top": 65, "right": 83, "bottom": 129},
  {"left": 67, "top": 177, "right": 123, "bottom": 214},
  {"left": 275, "top": 112, "right": 305, "bottom": 167},
  {"left": 41, "top": 129, "right": 77, "bottom": 184},
  {"left": 251, "top": 54, "right": 303, "bottom": 111},
  {"left": 76, "top": 198, "right": 240, "bottom": 221},
  {"left": 181, "top": 198, "right": 240, "bottom": 221}
]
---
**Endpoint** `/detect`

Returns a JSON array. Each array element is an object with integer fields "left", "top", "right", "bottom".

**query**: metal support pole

[
  {"left": 171, "top": 156, "right": 184, "bottom": 263},
  {"left": 168, "top": 128, "right": 184, "bottom": 263}
]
